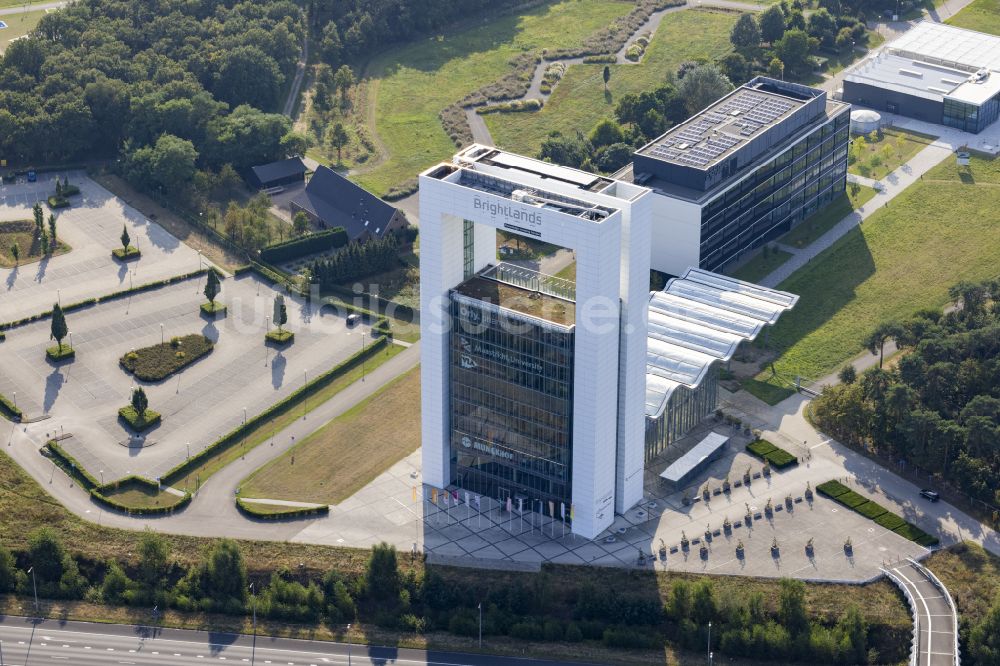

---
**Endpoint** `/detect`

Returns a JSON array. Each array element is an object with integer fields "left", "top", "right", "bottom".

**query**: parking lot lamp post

[
  {"left": 11, "top": 392, "right": 15, "bottom": 411},
  {"left": 361, "top": 329, "right": 366, "bottom": 382},
  {"left": 57, "top": 289, "right": 61, "bottom": 306},
  {"left": 303, "top": 370, "right": 307, "bottom": 419},
  {"left": 707, "top": 622, "right": 711, "bottom": 664},
  {"left": 250, "top": 582, "right": 257, "bottom": 666},
  {"left": 346, "top": 624, "right": 352, "bottom": 666},
  {"left": 27, "top": 566, "right": 38, "bottom": 615},
  {"left": 69, "top": 331, "right": 73, "bottom": 350},
  {"left": 100, "top": 470, "right": 104, "bottom": 485},
  {"left": 160, "top": 324, "right": 164, "bottom": 346}
]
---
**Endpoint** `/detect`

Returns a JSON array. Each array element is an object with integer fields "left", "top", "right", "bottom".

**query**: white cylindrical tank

[{"left": 850, "top": 109, "right": 882, "bottom": 135}]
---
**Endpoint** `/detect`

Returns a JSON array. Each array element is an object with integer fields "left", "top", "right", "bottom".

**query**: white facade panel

[{"left": 649, "top": 193, "right": 701, "bottom": 276}]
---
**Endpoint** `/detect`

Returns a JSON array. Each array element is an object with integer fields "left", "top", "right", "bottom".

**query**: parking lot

[
  {"left": 0, "top": 274, "right": 375, "bottom": 482},
  {"left": 1, "top": 172, "right": 203, "bottom": 323}
]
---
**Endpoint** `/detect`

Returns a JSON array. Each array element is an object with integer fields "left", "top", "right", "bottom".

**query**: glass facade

[
  {"left": 943, "top": 95, "right": 1000, "bottom": 134},
  {"left": 448, "top": 294, "right": 575, "bottom": 515},
  {"left": 462, "top": 219, "right": 475, "bottom": 279},
  {"left": 699, "top": 109, "right": 851, "bottom": 272},
  {"left": 644, "top": 371, "right": 719, "bottom": 461}
]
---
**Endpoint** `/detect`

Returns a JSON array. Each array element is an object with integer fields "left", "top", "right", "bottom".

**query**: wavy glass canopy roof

[{"left": 645, "top": 268, "right": 798, "bottom": 419}]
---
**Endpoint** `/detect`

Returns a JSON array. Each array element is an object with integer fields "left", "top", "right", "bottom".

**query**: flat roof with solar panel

[{"left": 638, "top": 85, "right": 805, "bottom": 171}]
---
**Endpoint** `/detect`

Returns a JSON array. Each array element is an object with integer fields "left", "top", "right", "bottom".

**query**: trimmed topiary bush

[
  {"left": 265, "top": 330, "right": 294, "bottom": 345},
  {"left": 112, "top": 246, "right": 141, "bottom": 261},
  {"left": 118, "top": 406, "right": 161, "bottom": 432},
  {"left": 46, "top": 345, "right": 76, "bottom": 361}
]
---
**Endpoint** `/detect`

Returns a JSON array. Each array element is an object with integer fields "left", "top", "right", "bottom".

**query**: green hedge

[
  {"left": 161, "top": 335, "right": 390, "bottom": 486},
  {"left": 112, "top": 246, "right": 141, "bottom": 260},
  {"left": 816, "top": 478, "right": 940, "bottom": 547},
  {"left": 120, "top": 334, "right": 214, "bottom": 381},
  {"left": 118, "top": 406, "right": 162, "bottom": 431},
  {"left": 1, "top": 268, "right": 210, "bottom": 331},
  {"left": 62, "top": 184, "right": 81, "bottom": 196},
  {"left": 236, "top": 498, "right": 329, "bottom": 520},
  {"left": 260, "top": 228, "right": 348, "bottom": 264},
  {"left": 816, "top": 480, "right": 851, "bottom": 498},
  {"left": 91, "top": 476, "right": 192, "bottom": 515},
  {"left": 874, "top": 512, "right": 907, "bottom": 531},
  {"left": 745, "top": 439, "right": 798, "bottom": 469},
  {"left": 1, "top": 393, "right": 23, "bottom": 421},
  {"left": 265, "top": 330, "right": 294, "bottom": 345},
  {"left": 854, "top": 500, "right": 889, "bottom": 520},
  {"left": 47, "top": 195, "right": 70, "bottom": 208},
  {"left": 46, "top": 345, "right": 76, "bottom": 361},
  {"left": 46, "top": 441, "right": 100, "bottom": 489}
]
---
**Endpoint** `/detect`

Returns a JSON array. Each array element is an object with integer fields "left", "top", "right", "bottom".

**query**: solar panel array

[{"left": 644, "top": 89, "right": 799, "bottom": 168}]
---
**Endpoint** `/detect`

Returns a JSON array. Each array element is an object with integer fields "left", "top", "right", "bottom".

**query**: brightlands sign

[{"left": 473, "top": 196, "right": 543, "bottom": 237}]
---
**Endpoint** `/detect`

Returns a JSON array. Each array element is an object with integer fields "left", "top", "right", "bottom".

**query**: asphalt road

[
  {"left": 0, "top": 1, "right": 65, "bottom": 16},
  {"left": 888, "top": 562, "right": 958, "bottom": 666},
  {"left": 0, "top": 616, "right": 594, "bottom": 666}
]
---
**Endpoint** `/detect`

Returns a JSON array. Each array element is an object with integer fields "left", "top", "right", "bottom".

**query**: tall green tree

[
  {"left": 677, "top": 64, "right": 734, "bottom": 116},
  {"left": 131, "top": 386, "right": 149, "bottom": 416},
  {"left": 273, "top": 294, "right": 288, "bottom": 333},
  {"left": 201, "top": 540, "right": 247, "bottom": 611},
  {"left": 0, "top": 542, "right": 16, "bottom": 592},
  {"left": 293, "top": 211, "right": 310, "bottom": 236},
  {"left": 50, "top": 303, "right": 68, "bottom": 352},
  {"left": 759, "top": 5, "right": 786, "bottom": 44},
  {"left": 333, "top": 65, "right": 355, "bottom": 104},
  {"left": 137, "top": 529, "right": 170, "bottom": 595},
  {"left": 48, "top": 213, "right": 57, "bottom": 245},
  {"left": 602, "top": 65, "right": 611, "bottom": 92},
  {"left": 865, "top": 321, "right": 903, "bottom": 368},
  {"left": 28, "top": 527, "right": 68, "bottom": 584},
  {"left": 730, "top": 13, "right": 761, "bottom": 51},
  {"left": 10, "top": 243, "right": 20, "bottom": 266},
  {"left": 365, "top": 542, "right": 400, "bottom": 600},
  {"left": 774, "top": 29, "right": 814, "bottom": 76},
  {"left": 328, "top": 122, "right": 349, "bottom": 163},
  {"left": 120, "top": 225, "right": 131, "bottom": 252},
  {"left": 204, "top": 269, "right": 221, "bottom": 306},
  {"left": 969, "top": 595, "right": 1000, "bottom": 664},
  {"left": 33, "top": 202, "right": 44, "bottom": 235},
  {"left": 778, "top": 578, "right": 809, "bottom": 635}
]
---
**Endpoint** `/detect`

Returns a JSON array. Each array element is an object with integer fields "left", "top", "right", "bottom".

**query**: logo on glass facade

[
  {"left": 473, "top": 196, "right": 542, "bottom": 227},
  {"left": 460, "top": 434, "right": 515, "bottom": 461}
]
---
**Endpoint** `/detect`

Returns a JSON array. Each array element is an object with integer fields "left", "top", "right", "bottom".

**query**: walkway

[
  {"left": 884, "top": 559, "right": 960, "bottom": 666},
  {"left": 0, "top": 1, "right": 65, "bottom": 16},
  {"left": 281, "top": 31, "right": 309, "bottom": 117}
]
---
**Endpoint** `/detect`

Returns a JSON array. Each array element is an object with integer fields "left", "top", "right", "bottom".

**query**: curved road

[
  {"left": 0, "top": 615, "right": 596, "bottom": 666},
  {"left": 887, "top": 560, "right": 959, "bottom": 666}
]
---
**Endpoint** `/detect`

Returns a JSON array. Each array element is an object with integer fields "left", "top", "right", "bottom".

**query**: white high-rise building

[{"left": 419, "top": 145, "right": 652, "bottom": 539}]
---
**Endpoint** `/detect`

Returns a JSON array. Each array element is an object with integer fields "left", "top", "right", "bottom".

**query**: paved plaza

[
  {"left": 0, "top": 273, "right": 375, "bottom": 482},
  {"left": 1, "top": 172, "right": 203, "bottom": 323}
]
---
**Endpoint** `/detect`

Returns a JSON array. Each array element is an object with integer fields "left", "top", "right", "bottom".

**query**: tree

[
  {"left": 137, "top": 529, "right": 170, "bottom": 595},
  {"left": 768, "top": 57, "right": 785, "bottom": 80},
  {"left": 204, "top": 270, "right": 221, "bottom": 305},
  {"left": 778, "top": 578, "right": 809, "bottom": 635},
  {"left": 588, "top": 119, "right": 625, "bottom": 148},
  {"left": 131, "top": 386, "right": 149, "bottom": 417},
  {"left": 730, "top": 13, "right": 761, "bottom": 51},
  {"left": 333, "top": 64, "right": 355, "bottom": 104},
  {"left": 120, "top": 225, "right": 131, "bottom": 252},
  {"left": 10, "top": 243, "right": 19, "bottom": 266},
  {"left": 48, "top": 213, "right": 57, "bottom": 245},
  {"left": 273, "top": 295, "right": 287, "bottom": 333},
  {"left": 214, "top": 46, "right": 284, "bottom": 111},
  {"left": 28, "top": 527, "right": 68, "bottom": 584},
  {"left": 969, "top": 594, "right": 1000, "bottom": 664},
  {"left": 865, "top": 321, "right": 903, "bottom": 368},
  {"left": 201, "top": 540, "right": 247, "bottom": 611},
  {"left": 33, "top": 202, "right": 44, "bottom": 235},
  {"left": 293, "top": 211, "right": 310, "bottom": 236},
  {"left": 720, "top": 53, "right": 751, "bottom": 86},
  {"left": 365, "top": 542, "right": 400, "bottom": 600},
  {"left": 149, "top": 134, "right": 198, "bottom": 193},
  {"left": 328, "top": 122, "right": 349, "bottom": 163},
  {"left": 50, "top": 303, "right": 68, "bottom": 352},
  {"left": 280, "top": 131, "right": 309, "bottom": 158},
  {"left": 759, "top": 5, "right": 786, "bottom": 44},
  {"left": 538, "top": 131, "right": 591, "bottom": 169},
  {"left": 676, "top": 64, "right": 734, "bottom": 116},
  {"left": 691, "top": 580, "right": 717, "bottom": 624},
  {"left": 838, "top": 365, "right": 857, "bottom": 384},
  {"left": 602, "top": 65, "right": 611, "bottom": 92},
  {"left": 774, "top": 29, "right": 814, "bottom": 76},
  {"left": 0, "top": 543, "right": 16, "bottom": 592},
  {"left": 320, "top": 22, "right": 342, "bottom": 65},
  {"left": 807, "top": 8, "right": 838, "bottom": 47}
]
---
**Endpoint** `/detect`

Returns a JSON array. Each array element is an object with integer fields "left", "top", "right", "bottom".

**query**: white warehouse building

[{"left": 419, "top": 146, "right": 797, "bottom": 539}]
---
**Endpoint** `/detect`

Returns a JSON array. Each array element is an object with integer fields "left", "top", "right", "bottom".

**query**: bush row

[
  {"left": 260, "top": 228, "right": 349, "bottom": 264},
  {"left": 236, "top": 499, "right": 330, "bottom": 520},
  {"left": 816, "top": 480, "right": 939, "bottom": 547},
  {"left": 439, "top": 104, "right": 474, "bottom": 148},
  {"left": 46, "top": 440, "right": 100, "bottom": 489},
  {"left": 476, "top": 98, "right": 543, "bottom": 114},
  {"left": 0, "top": 393, "right": 23, "bottom": 421},
  {"left": 47, "top": 196, "right": 70, "bottom": 209},
  {"left": 383, "top": 178, "right": 419, "bottom": 201},
  {"left": 0, "top": 268, "right": 211, "bottom": 331},
  {"left": 582, "top": 54, "right": 616, "bottom": 64},
  {"left": 160, "top": 335, "right": 390, "bottom": 487},
  {"left": 745, "top": 439, "right": 798, "bottom": 469}
]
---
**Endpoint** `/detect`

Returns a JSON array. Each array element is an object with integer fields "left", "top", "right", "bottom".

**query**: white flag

[{"left": 560, "top": 502, "right": 566, "bottom": 519}]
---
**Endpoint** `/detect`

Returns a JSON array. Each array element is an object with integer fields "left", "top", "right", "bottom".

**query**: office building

[
  {"left": 617, "top": 77, "right": 850, "bottom": 275},
  {"left": 418, "top": 146, "right": 797, "bottom": 539},
  {"left": 843, "top": 21, "right": 1000, "bottom": 134}
]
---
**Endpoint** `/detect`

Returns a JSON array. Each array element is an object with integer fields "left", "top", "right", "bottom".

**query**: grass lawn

[
  {"left": 927, "top": 543, "right": 1000, "bottom": 633},
  {"left": 353, "top": 0, "right": 633, "bottom": 196},
  {"left": 848, "top": 128, "right": 937, "bottom": 181},
  {"left": 730, "top": 248, "right": 792, "bottom": 283},
  {"left": 0, "top": 219, "right": 71, "bottom": 267},
  {"left": 120, "top": 334, "right": 214, "bottom": 381},
  {"left": 947, "top": 0, "right": 1000, "bottom": 34},
  {"left": 100, "top": 481, "right": 188, "bottom": 511},
  {"left": 484, "top": 10, "right": 738, "bottom": 157},
  {"left": 168, "top": 343, "right": 406, "bottom": 493},
  {"left": 743, "top": 154, "right": 1000, "bottom": 403},
  {"left": 779, "top": 185, "right": 877, "bottom": 250},
  {"left": 553, "top": 261, "right": 576, "bottom": 282},
  {"left": 240, "top": 367, "right": 420, "bottom": 505},
  {"left": 0, "top": 8, "right": 44, "bottom": 53}
]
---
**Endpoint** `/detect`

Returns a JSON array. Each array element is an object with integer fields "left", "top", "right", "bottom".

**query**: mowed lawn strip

[
  {"left": 778, "top": 185, "right": 877, "bottom": 250},
  {"left": 745, "top": 155, "right": 1000, "bottom": 402},
  {"left": 354, "top": 0, "right": 632, "bottom": 195},
  {"left": 947, "top": 0, "right": 1000, "bottom": 34},
  {"left": 100, "top": 482, "right": 188, "bottom": 511},
  {"left": 240, "top": 367, "right": 420, "bottom": 505},
  {"left": 167, "top": 344, "right": 406, "bottom": 492},
  {"left": 730, "top": 248, "right": 792, "bottom": 284},
  {"left": 0, "top": 219, "right": 72, "bottom": 267},
  {"left": 485, "top": 9, "right": 737, "bottom": 157}
]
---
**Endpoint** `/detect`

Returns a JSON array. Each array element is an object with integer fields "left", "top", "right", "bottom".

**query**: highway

[
  {"left": 0, "top": 616, "right": 593, "bottom": 666},
  {"left": 887, "top": 561, "right": 958, "bottom": 666}
]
